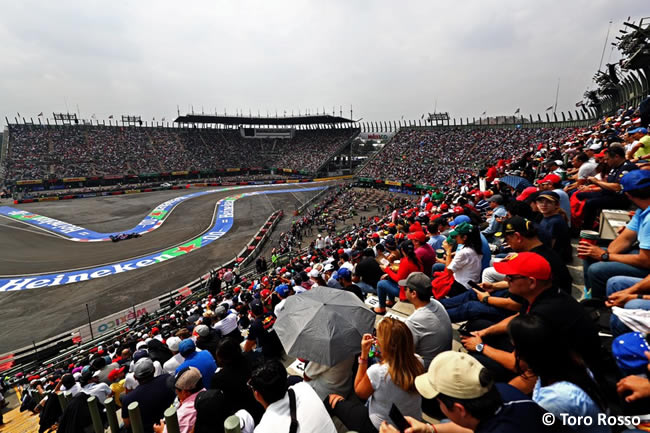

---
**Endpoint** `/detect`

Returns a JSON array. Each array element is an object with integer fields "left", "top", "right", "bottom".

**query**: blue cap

[
  {"left": 450, "top": 215, "right": 471, "bottom": 227},
  {"left": 629, "top": 127, "right": 648, "bottom": 135},
  {"left": 620, "top": 170, "right": 650, "bottom": 192},
  {"left": 178, "top": 339, "right": 196, "bottom": 357},
  {"left": 612, "top": 332, "right": 650, "bottom": 375},
  {"left": 336, "top": 268, "right": 352, "bottom": 281},
  {"left": 275, "top": 284, "right": 289, "bottom": 297},
  {"left": 133, "top": 349, "right": 149, "bottom": 363}
]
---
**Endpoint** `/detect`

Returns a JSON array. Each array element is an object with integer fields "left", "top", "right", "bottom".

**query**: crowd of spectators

[
  {"left": 360, "top": 127, "right": 577, "bottom": 187},
  {"left": 2, "top": 125, "right": 358, "bottom": 181},
  {"left": 4, "top": 100, "right": 650, "bottom": 432}
]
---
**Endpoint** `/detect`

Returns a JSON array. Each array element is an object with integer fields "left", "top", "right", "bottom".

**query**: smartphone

[
  {"left": 458, "top": 328, "right": 473, "bottom": 337},
  {"left": 389, "top": 403, "right": 410, "bottom": 432},
  {"left": 467, "top": 280, "right": 482, "bottom": 291}
]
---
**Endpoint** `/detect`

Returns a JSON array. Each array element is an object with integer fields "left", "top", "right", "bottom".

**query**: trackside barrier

[
  {"left": 87, "top": 395, "right": 104, "bottom": 433},
  {"left": 105, "top": 397, "right": 120, "bottom": 433},
  {"left": 0, "top": 205, "right": 289, "bottom": 382},
  {"left": 164, "top": 407, "right": 181, "bottom": 433},
  {"left": 128, "top": 402, "right": 145, "bottom": 433},
  {"left": 224, "top": 415, "right": 241, "bottom": 433},
  {"left": 296, "top": 185, "right": 333, "bottom": 215}
]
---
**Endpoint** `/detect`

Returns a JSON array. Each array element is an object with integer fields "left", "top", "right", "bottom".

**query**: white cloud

[{"left": 0, "top": 0, "right": 646, "bottom": 125}]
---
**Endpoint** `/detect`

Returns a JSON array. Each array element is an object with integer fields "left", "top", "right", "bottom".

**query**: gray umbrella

[{"left": 274, "top": 286, "right": 376, "bottom": 366}]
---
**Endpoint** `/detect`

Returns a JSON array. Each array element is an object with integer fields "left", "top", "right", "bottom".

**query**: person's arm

[
  {"left": 354, "top": 334, "right": 374, "bottom": 400},
  {"left": 243, "top": 338, "right": 256, "bottom": 352},
  {"left": 577, "top": 227, "right": 638, "bottom": 259},
  {"left": 461, "top": 336, "right": 517, "bottom": 371},
  {"left": 509, "top": 371, "right": 538, "bottom": 395},
  {"left": 472, "top": 289, "right": 521, "bottom": 312},
  {"left": 587, "top": 176, "right": 622, "bottom": 193},
  {"left": 626, "top": 142, "right": 643, "bottom": 160},
  {"left": 480, "top": 281, "right": 508, "bottom": 292},
  {"left": 479, "top": 313, "right": 518, "bottom": 337}
]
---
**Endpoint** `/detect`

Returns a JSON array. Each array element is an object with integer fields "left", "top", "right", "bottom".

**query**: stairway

[{"left": 1, "top": 406, "right": 42, "bottom": 433}]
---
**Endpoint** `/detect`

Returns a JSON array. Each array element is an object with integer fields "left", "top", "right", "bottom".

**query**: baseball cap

[
  {"left": 415, "top": 351, "right": 491, "bottom": 399},
  {"left": 407, "top": 231, "right": 427, "bottom": 243},
  {"left": 275, "top": 284, "right": 289, "bottom": 297},
  {"left": 629, "top": 127, "right": 648, "bottom": 135},
  {"left": 166, "top": 336, "right": 182, "bottom": 352},
  {"left": 612, "top": 332, "right": 650, "bottom": 376},
  {"left": 487, "top": 194, "right": 503, "bottom": 204},
  {"left": 493, "top": 252, "right": 552, "bottom": 280},
  {"left": 133, "top": 358, "right": 155, "bottom": 380},
  {"left": 336, "top": 267, "right": 352, "bottom": 281},
  {"left": 452, "top": 205, "right": 464, "bottom": 214},
  {"left": 535, "top": 190, "right": 560, "bottom": 202},
  {"left": 499, "top": 216, "right": 537, "bottom": 238},
  {"left": 398, "top": 272, "right": 432, "bottom": 297},
  {"left": 250, "top": 299, "right": 264, "bottom": 316},
  {"left": 308, "top": 269, "right": 321, "bottom": 278},
  {"left": 178, "top": 339, "right": 197, "bottom": 357},
  {"left": 174, "top": 366, "right": 203, "bottom": 391},
  {"left": 107, "top": 366, "right": 126, "bottom": 383},
  {"left": 195, "top": 324, "right": 210, "bottom": 338},
  {"left": 133, "top": 349, "right": 149, "bottom": 363},
  {"left": 324, "top": 263, "right": 335, "bottom": 271},
  {"left": 448, "top": 222, "right": 474, "bottom": 238},
  {"left": 449, "top": 215, "right": 470, "bottom": 227},
  {"left": 620, "top": 170, "right": 650, "bottom": 192},
  {"left": 538, "top": 174, "right": 561, "bottom": 185},
  {"left": 516, "top": 186, "right": 538, "bottom": 201},
  {"left": 588, "top": 143, "right": 602, "bottom": 151}
]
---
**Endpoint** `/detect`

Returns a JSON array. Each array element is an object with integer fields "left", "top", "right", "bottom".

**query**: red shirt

[
  {"left": 415, "top": 243, "right": 436, "bottom": 278},
  {"left": 385, "top": 256, "right": 424, "bottom": 301}
]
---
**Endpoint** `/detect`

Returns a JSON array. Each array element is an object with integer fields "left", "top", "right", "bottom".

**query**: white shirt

[
  {"left": 82, "top": 382, "right": 112, "bottom": 402},
  {"left": 254, "top": 382, "right": 337, "bottom": 433},
  {"left": 274, "top": 299, "right": 287, "bottom": 316},
  {"left": 577, "top": 161, "right": 597, "bottom": 179},
  {"left": 213, "top": 312, "right": 238, "bottom": 335},
  {"left": 163, "top": 353, "right": 185, "bottom": 375},
  {"left": 448, "top": 247, "right": 482, "bottom": 289}
]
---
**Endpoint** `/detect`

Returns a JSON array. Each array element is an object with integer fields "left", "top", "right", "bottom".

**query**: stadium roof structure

[{"left": 174, "top": 114, "right": 355, "bottom": 126}]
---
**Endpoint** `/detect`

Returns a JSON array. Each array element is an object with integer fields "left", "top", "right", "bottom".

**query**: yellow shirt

[
  {"left": 110, "top": 379, "right": 126, "bottom": 407},
  {"left": 634, "top": 135, "right": 650, "bottom": 158}
]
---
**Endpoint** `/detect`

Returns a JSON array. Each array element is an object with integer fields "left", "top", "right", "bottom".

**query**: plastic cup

[
  {"left": 436, "top": 249, "right": 445, "bottom": 259},
  {"left": 578, "top": 230, "right": 599, "bottom": 259}
]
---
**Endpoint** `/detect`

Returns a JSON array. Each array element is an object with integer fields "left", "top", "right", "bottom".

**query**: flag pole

[{"left": 553, "top": 78, "right": 560, "bottom": 114}]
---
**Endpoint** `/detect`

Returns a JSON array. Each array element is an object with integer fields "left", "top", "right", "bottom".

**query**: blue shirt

[
  {"left": 176, "top": 350, "right": 217, "bottom": 388},
  {"left": 533, "top": 379, "right": 610, "bottom": 433},
  {"left": 428, "top": 234, "right": 446, "bottom": 251},
  {"left": 482, "top": 205, "right": 506, "bottom": 236},
  {"left": 626, "top": 206, "right": 650, "bottom": 250}
]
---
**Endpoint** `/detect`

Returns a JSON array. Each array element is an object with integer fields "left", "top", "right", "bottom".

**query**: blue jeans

[
  {"left": 441, "top": 289, "right": 513, "bottom": 323},
  {"left": 584, "top": 254, "right": 649, "bottom": 299},
  {"left": 376, "top": 279, "right": 400, "bottom": 308},
  {"left": 432, "top": 263, "right": 446, "bottom": 274},
  {"left": 606, "top": 276, "right": 650, "bottom": 336},
  {"left": 356, "top": 281, "right": 376, "bottom": 295}
]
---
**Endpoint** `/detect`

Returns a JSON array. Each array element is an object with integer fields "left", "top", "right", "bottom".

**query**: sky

[{"left": 0, "top": 0, "right": 647, "bottom": 126}]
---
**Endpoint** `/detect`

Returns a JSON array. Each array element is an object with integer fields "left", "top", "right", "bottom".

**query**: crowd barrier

[{"left": 0, "top": 210, "right": 284, "bottom": 378}]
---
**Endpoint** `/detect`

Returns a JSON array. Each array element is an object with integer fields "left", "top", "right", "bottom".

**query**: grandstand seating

[{"left": 2, "top": 125, "right": 359, "bottom": 180}]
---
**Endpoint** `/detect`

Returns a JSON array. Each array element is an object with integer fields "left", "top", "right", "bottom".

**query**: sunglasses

[{"left": 505, "top": 275, "right": 530, "bottom": 282}]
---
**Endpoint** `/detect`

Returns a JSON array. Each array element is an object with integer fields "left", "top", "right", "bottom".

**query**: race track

[{"left": 0, "top": 182, "right": 329, "bottom": 353}]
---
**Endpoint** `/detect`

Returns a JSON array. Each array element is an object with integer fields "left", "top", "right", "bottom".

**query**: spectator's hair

[
  {"left": 437, "top": 370, "right": 501, "bottom": 420},
  {"left": 215, "top": 337, "right": 244, "bottom": 367},
  {"left": 626, "top": 185, "right": 650, "bottom": 199},
  {"left": 376, "top": 317, "right": 425, "bottom": 393},
  {"left": 505, "top": 200, "right": 534, "bottom": 220},
  {"left": 575, "top": 152, "right": 589, "bottom": 163},
  {"left": 60, "top": 374, "right": 75, "bottom": 390},
  {"left": 250, "top": 359, "right": 288, "bottom": 405},
  {"left": 363, "top": 247, "right": 375, "bottom": 258},
  {"left": 340, "top": 253, "right": 349, "bottom": 262},
  {"left": 399, "top": 240, "right": 422, "bottom": 268},
  {"left": 605, "top": 145, "right": 625, "bottom": 159},
  {"left": 429, "top": 217, "right": 448, "bottom": 233},
  {"left": 457, "top": 224, "right": 482, "bottom": 255},
  {"left": 91, "top": 357, "right": 106, "bottom": 370},
  {"left": 508, "top": 314, "right": 608, "bottom": 412}
]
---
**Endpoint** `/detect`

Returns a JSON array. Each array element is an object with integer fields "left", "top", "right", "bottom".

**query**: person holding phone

[{"left": 327, "top": 317, "right": 425, "bottom": 433}]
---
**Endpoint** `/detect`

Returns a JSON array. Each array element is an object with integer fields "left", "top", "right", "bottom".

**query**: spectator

[
  {"left": 481, "top": 195, "right": 507, "bottom": 242},
  {"left": 244, "top": 299, "right": 284, "bottom": 360},
  {"left": 375, "top": 240, "right": 424, "bottom": 314},
  {"left": 175, "top": 339, "right": 217, "bottom": 389},
  {"left": 153, "top": 367, "right": 205, "bottom": 433},
  {"left": 162, "top": 337, "right": 184, "bottom": 375},
  {"left": 440, "top": 222, "right": 483, "bottom": 295},
  {"left": 401, "top": 272, "right": 452, "bottom": 369},
  {"left": 408, "top": 231, "right": 436, "bottom": 277},
  {"left": 534, "top": 191, "right": 572, "bottom": 263},
  {"left": 605, "top": 274, "right": 650, "bottom": 336},
  {"left": 327, "top": 317, "right": 425, "bottom": 432},
  {"left": 121, "top": 358, "right": 175, "bottom": 433},
  {"left": 353, "top": 248, "right": 384, "bottom": 295},
  {"left": 378, "top": 351, "right": 573, "bottom": 433},
  {"left": 578, "top": 169, "right": 650, "bottom": 298},
  {"left": 250, "top": 359, "right": 337, "bottom": 433},
  {"left": 508, "top": 314, "right": 610, "bottom": 433},
  {"left": 336, "top": 268, "right": 364, "bottom": 301}
]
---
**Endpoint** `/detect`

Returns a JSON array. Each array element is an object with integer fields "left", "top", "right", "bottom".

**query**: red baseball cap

[
  {"left": 493, "top": 252, "right": 552, "bottom": 280},
  {"left": 337, "top": 248, "right": 345, "bottom": 255},
  {"left": 440, "top": 203, "right": 449, "bottom": 211},
  {"left": 371, "top": 233, "right": 380, "bottom": 239},
  {"left": 260, "top": 289, "right": 272, "bottom": 299},
  {"left": 453, "top": 206, "right": 463, "bottom": 214},
  {"left": 538, "top": 174, "right": 561, "bottom": 185},
  {"left": 516, "top": 186, "right": 538, "bottom": 201},
  {"left": 407, "top": 231, "right": 427, "bottom": 243},
  {"left": 108, "top": 366, "right": 126, "bottom": 383}
]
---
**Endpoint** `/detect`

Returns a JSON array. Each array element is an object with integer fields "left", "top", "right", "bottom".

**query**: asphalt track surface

[{"left": 0, "top": 183, "right": 328, "bottom": 353}]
